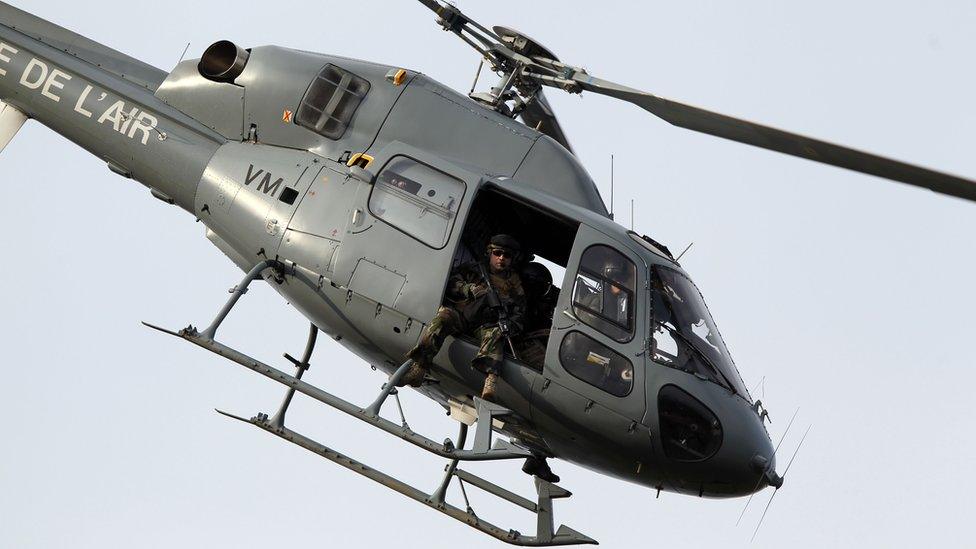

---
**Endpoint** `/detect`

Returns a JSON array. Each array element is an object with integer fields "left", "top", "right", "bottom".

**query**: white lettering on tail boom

[{"left": 0, "top": 48, "right": 162, "bottom": 148}]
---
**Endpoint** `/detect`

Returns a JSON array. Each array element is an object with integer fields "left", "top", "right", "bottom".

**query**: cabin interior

[{"left": 445, "top": 186, "right": 581, "bottom": 370}]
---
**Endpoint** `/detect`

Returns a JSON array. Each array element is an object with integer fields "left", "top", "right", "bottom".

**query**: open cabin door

[{"left": 536, "top": 224, "right": 648, "bottom": 429}]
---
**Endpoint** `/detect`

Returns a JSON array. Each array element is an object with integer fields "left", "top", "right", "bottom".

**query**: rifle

[{"left": 477, "top": 263, "right": 520, "bottom": 359}]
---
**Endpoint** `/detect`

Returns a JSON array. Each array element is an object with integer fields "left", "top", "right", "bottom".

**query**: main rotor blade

[
  {"left": 520, "top": 89, "right": 574, "bottom": 153},
  {"left": 416, "top": 0, "right": 441, "bottom": 13},
  {"left": 568, "top": 74, "right": 976, "bottom": 202}
]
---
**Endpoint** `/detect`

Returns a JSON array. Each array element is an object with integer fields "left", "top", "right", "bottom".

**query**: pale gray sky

[{"left": 2, "top": 1, "right": 975, "bottom": 548}]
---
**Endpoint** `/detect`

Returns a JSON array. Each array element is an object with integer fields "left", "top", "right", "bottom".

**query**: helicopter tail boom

[
  {"left": 0, "top": 2, "right": 167, "bottom": 91},
  {"left": 0, "top": 5, "right": 225, "bottom": 213}
]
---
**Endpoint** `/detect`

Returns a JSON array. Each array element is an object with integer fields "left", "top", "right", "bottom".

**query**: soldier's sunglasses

[{"left": 491, "top": 249, "right": 514, "bottom": 259}]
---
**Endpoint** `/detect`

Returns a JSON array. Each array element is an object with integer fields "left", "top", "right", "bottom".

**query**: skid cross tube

[
  {"left": 430, "top": 422, "right": 469, "bottom": 506},
  {"left": 201, "top": 259, "right": 278, "bottom": 340},
  {"left": 365, "top": 359, "right": 415, "bottom": 417},
  {"left": 270, "top": 323, "right": 318, "bottom": 429}
]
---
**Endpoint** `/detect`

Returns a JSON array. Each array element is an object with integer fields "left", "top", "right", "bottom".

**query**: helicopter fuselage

[{"left": 0, "top": 5, "right": 774, "bottom": 500}]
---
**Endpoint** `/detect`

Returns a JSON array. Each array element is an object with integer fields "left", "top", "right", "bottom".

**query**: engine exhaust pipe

[{"left": 198, "top": 40, "right": 249, "bottom": 83}]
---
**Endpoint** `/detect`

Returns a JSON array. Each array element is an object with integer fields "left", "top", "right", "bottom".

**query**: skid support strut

[
  {"left": 270, "top": 323, "right": 317, "bottom": 428},
  {"left": 144, "top": 263, "right": 596, "bottom": 546}
]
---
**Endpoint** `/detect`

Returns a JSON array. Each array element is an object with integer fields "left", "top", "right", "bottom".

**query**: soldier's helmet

[
  {"left": 521, "top": 262, "right": 553, "bottom": 293},
  {"left": 487, "top": 234, "right": 521, "bottom": 257},
  {"left": 603, "top": 261, "right": 624, "bottom": 282},
  {"left": 602, "top": 260, "right": 628, "bottom": 286}
]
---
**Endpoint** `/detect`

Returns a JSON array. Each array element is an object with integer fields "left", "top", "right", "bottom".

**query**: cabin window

[
  {"left": 296, "top": 64, "right": 370, "bottom": 140},
  {"left": 368, "top": 156, "right": 464, "bottom": 248},
  {"left": 571, "top": 245, "right": 636, "bottom": 342},
  {"left": 558, "top": 331, "right": 633, "bottom": 397}
]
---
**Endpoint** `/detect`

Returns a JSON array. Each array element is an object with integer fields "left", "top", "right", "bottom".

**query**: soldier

[
  {"left": 516, "top": 262, "right": 559, "bottom": 370},
  {"left": 398, "top": 234, "right": 526, "bottom": 401}
]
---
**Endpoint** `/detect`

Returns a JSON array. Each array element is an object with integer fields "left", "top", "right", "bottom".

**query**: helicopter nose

[
  {"left": 656, "top": 384, "right": 778, "bottom": 497},
  {"left": 750, "top": 453, "right": 782, "bottom": 489},
  {"left": 742, "top": 411, "right": 778, "bottom": 493}
]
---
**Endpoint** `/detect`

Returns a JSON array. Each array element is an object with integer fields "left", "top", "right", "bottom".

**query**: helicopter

[{"left": 1, "top": 1, "right": 974, "bottom": 546}]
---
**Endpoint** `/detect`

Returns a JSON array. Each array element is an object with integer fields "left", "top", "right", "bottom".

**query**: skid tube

[
  {"left": 216, "top": 409, "right": 595, "bottom": 546},
  {"left": 145, "top": 260, "right": 597, "bottom": 545}
]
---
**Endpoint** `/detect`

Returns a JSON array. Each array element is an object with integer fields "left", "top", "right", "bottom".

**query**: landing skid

[{"left": 145, "top": 260, "right": 596, "bottom": 546}]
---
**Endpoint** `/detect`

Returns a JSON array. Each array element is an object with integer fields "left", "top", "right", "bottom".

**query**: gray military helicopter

[{"left": 1, "top": 1, "right": 973, "bottom": 545}]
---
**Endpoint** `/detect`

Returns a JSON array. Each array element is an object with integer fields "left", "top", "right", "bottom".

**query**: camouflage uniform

[{"left": 407, "top": 261, "right": 525, "bottom": 375}]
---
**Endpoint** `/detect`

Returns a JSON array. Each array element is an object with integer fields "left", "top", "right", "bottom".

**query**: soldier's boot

[
  {"left": 481, "top": 372, "right": 498, "bottom": 401},
  {"left": 522, "top": 456, "right": 561, "bottom": 484},
  {"left": 396, "top": 348, "right": 431, "bottom": 388},
  {"left": 397, "top": 361, "right": 428, "bottom": 387}
]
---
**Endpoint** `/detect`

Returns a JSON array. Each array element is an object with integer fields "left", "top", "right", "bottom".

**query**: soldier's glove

[{"left": 465, "top": 283, "right": 488, "bottom": 299}]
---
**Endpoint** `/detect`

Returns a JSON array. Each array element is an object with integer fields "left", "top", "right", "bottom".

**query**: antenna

[
  {"left": 675, "top": 242, "right": 694, "bottom": 262},
  {"left": 630, "top": 199, "right": 634, "bottom": 231},
  {"left": 177, "top": 42, "right": 191, "bottom": 66},
  {"left": 610, "top": 154, "right": 614, "bottom": 220},
  {"left": 750, "top": 376, "right": 766, "bottom": 400}
]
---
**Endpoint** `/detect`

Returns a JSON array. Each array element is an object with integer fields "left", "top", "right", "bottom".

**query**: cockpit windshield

[{"left": 651, "top": 267, "right": 750, "bottom": 399}]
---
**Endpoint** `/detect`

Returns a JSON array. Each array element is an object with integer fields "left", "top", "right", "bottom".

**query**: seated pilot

[{"left": 574, "top": 261, "right": 630, "bottom": 325}]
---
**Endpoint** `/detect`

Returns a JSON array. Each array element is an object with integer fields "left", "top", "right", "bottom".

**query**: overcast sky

[{"left": 2, "top": 1, "right": 975, "bottom": 548}]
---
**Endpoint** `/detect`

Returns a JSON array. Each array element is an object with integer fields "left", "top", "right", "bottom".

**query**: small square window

[{"left": 279, "top": 186, "right": 300, "bottom": 205}]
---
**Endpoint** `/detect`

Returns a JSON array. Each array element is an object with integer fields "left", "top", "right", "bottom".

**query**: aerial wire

[
  {"left": 736, "top": 406, "right": 799, "bottom": 526},
  {"left": 750, "top": 424, "right": 812, "bottom": 542}
]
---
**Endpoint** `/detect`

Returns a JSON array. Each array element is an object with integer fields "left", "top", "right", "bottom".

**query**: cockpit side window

[
  {"left": 296, "top": 64, "right": 370, "bottom": 140},
  {"left": 571, "top": 245, "right": 636, "bottom": 342},
  {"left": 559, "top": 331, "right": 634, "bottom": 397}
]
